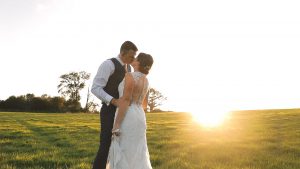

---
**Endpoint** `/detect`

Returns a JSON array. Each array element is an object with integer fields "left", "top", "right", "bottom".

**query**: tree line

[
  {"left": 0, "top": 94, "right": 81, "bottom": 113},
  {"left": 0, "top": 71, "right": 166, "bottom": 113}
]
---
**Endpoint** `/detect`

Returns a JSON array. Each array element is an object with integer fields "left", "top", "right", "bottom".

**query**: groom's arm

[{"left": 91, "top": 60, "right": 115, "bottom": 105}]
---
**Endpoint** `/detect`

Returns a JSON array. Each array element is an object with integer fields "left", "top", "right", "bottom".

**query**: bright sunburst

[{"left": 190, "top": 107, "right": 230, "bottom": 127}]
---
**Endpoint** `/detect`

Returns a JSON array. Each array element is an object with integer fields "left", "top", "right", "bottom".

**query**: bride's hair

[{"left": 137, "top": 53, "right": 153, "bottom": 75}]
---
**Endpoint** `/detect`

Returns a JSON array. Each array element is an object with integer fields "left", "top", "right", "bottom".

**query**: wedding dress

[{"left": 106, "top": 71, "right": 152, "bottom": 169}]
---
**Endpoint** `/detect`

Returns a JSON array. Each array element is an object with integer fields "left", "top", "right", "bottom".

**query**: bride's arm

[
  {"left": 142, "top": 91, "right": 149, "bottom": 112},
  {"left": 112, "top": 73, "right": 134, "bottom": 132}
]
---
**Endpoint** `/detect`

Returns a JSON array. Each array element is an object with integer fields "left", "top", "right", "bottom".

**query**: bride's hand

[{"left": 112, "top": 125, "right": 121, "bottom": 136}]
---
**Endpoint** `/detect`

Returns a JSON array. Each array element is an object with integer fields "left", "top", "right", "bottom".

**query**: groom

[{"left": 91, "top": 41, "right": 138, "bottom": 169}]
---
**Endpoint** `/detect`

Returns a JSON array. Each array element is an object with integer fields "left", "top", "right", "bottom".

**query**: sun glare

[{"left": 190, "top": 107, "right": 230, "bottom": 128}]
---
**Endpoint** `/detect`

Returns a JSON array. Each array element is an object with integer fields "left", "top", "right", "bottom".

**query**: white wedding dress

[{"left": 106, "top": 72, "right": 152, "bottom": 169}]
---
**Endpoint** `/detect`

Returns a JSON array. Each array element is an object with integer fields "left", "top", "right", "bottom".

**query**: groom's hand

[{"left": 110, "top": 98, "right": 119, "bottom": 106}]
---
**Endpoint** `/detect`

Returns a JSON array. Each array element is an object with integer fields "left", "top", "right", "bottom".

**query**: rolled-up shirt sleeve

[{"left": 91, "top": 60, "right": 115, "bottom": 105}]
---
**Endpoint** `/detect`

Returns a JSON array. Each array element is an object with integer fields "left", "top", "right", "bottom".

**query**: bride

[{"left": 106, "top": 53, "right": 154, "bottom": 169}]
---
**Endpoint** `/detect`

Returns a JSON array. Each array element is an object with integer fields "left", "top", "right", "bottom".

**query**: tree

[
  {"left": 57, "top": 71, "right": 90, "bottom": 102},
  {"left": 2, "top": 96, "right": 25, "bottom": 111},
  {"left": 85, "top": 101, "right": 100, "bottom": 113},
  {"left": 48, "top": 96, "right": 66, "bottom": 112},
  {"left": 84, "top": 87, "right": 100, "bottom": 113},
  {"left": 148, "top": 88, "right": 167, "bottom": 112}
]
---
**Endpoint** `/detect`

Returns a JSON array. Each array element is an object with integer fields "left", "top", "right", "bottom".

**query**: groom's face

[{"left": 121, "top": 49, "right": 136, "bottom": 64}]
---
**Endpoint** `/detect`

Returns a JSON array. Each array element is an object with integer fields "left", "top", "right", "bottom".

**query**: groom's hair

[{"left": 120, "top": 41, "right": 138, "bottom": 53}]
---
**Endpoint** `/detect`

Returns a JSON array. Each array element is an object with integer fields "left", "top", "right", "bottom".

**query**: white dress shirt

[{"left": 91, "top": 56, "right": 125, "bottom": 105}]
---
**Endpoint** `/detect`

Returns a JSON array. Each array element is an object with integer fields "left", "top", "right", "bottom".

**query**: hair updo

[{"left": 136, "top": 53, "right": 153, "bottom": 75}]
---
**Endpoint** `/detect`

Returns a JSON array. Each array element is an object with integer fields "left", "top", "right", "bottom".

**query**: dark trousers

[{"left": 92, "top": 104, "right": 116, "bottom": 169}]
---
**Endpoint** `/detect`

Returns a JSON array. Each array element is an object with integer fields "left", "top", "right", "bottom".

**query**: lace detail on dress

[
  {"left": 131, "top": 72, "right": 149, "bottom": 105},
  {"left": 118, "top": 72, "right": 149, "bottom": 105}
]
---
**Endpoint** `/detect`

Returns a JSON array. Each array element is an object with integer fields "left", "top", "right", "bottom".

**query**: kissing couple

[{"left": 91, "top": 41, "right": 154, "bottom": 169}]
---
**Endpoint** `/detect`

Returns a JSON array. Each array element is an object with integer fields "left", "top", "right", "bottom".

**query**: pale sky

[{"left": 1, "top": 0, "right": 300, "bottom": 113}]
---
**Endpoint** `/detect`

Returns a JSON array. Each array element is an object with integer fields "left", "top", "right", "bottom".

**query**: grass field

[{"left": 1, "top": 110, "right": 300, "bottom": 169}]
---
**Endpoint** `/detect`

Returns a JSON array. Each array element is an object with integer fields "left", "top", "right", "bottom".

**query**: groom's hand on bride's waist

[{"left": 110, "top": 98, "right": 119, "bottom": 107}]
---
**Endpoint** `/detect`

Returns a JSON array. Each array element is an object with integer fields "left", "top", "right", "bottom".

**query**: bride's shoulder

[
  {"left": 123, "top": 73, "right": 134, "bottom": 89},
  {"left": 125, "top": 72, "right": 134, "bottom": 81}
]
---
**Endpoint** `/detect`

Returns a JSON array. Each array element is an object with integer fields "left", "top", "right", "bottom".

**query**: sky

[{"left": 1, "top": 0, "right": 300, "bottom": 113}]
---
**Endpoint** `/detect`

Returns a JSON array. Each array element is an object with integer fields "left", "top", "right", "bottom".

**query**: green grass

[{"left": 1, "top": 110, "right": 300, "bottom": 169}]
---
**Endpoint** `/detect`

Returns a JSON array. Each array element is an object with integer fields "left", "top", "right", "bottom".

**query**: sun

[{"left": 189, "top": 107, "right": 230, "bottom": 127}]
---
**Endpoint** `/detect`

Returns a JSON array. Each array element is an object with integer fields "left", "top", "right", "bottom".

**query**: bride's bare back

[{"left": 131, "top": 72, "right": 149, "bottom": 105}]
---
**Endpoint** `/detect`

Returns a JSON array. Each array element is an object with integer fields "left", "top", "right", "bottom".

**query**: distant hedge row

[{"left": 0, "top": 94, "right": 82, "bottom": 113}]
